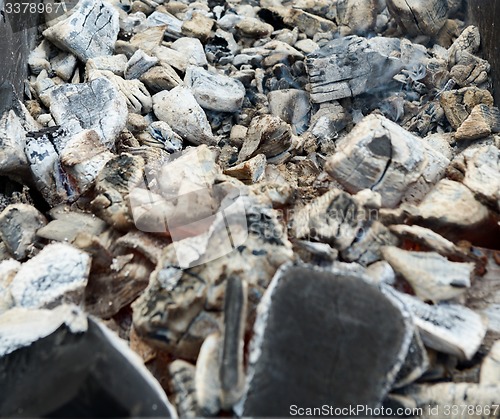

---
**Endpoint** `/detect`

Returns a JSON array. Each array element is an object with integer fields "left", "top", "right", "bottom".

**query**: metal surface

[{"left": 468, "top": 0, "right": 500, "bottom": 104}]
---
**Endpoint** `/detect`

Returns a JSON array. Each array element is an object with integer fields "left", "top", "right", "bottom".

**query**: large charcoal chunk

[
  {"left": 387, "top": 0, "right": 449, "bottom": 37},
  {"left": 48, "top": 77, "right": 128, "bottom": 149},
  {"left": 325, "top": 114, "right": 449, "bottom": 208},
  {"left": 240, "top": 265, "right": 412, "bottom": 417},
  {"left": 43, "top": 0, "right": 119, "bottom": 62},
  {"left": 306, "top": 36, "right": 403, "bottom": 103}
]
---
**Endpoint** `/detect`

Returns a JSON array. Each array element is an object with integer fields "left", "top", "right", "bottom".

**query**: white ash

[
  {"left": 152, "top": 86, "right": 216, "bottom": 145},
  {"left": 10, "top": 243, "right": 91, "bottom": 309}
]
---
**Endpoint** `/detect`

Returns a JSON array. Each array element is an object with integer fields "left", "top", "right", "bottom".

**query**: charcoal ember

[
  {"left": 196, "top": 333, "right": 222, "bottom": 415},
  {"left": 43, "top": 0, "right": 120, "bottom": 62},
  {"left": 240, "top": 40, "right": 304, "bottom": 69},
  {"left": 455, "top": 105, "right": 500, "bottom": 141},
  {"left": 91, "top": 153, "right": 145, "bottom": 231},
  {"left": 292, "top": 189, "right": 397, "bottom": 265},
  {"left": 86, "top": 54, "right": 129, "bottom": 77},
  {"left": 393, "top": 331, "right": 429, "bottom": 389},
  {"left": 84, "top": 237, "right": 158, "bottom": 318},
  {"left": 169, "top": 360, "right": 198, "bottom": 418},
  {"left": 36, "top": 210, "right": 108, "bottom": 243},
  {"left": 48, "top": 77, "right": 128, "bottom": 149},
  {"left": 152, "top": 86, "right": 216, "bottom": 145},
  {"left": 224, "top": 154, "right": 267, "bottom": 184},
  {"left": 450, "top": 51, "right": 490, "bottom": 87},
  {"left": 335, "top": 0, "right": 378, "bottom": 35},
  {"left": 0, "top": 305, "right": 177, "bottom": 417},
  {"left": 9, "top": 243, "right": 90, "bottom": 309},
  {"left": 306, "top": 36, "right": 403, "bottom": 103},
  {"left": 87, "top": 69, "right": 152, "bottom": 115},
  {"left": 448, "top": 25, "right": 481, "bottom": 67},
  {"left": 25, "top": 134, "right": 71, "bottom": 206},
  {"left": 440, "top": 87, "right": 494, "bottom": 129},
  {"left": 140, "top": 64, "right": 183, "bottom": 93},
  {"left": 182, "top": 12, "right": 215, "bottom": 42},
  {"left": 381, "top": 247, "right": 473, "bottom": 302},
  {"left": 415, "top": 179, "right": 492, "bottom": 235},
  {"left": 132, "top": 265, "right": 220, "bottom": 360},
  {"left": 239, "top": 265, "right": 413, "bottom": 417},
  {"left": 148, "top": 121, "right": 184, "bottom": 153},
  {"left": 146, "top": 11, "right": 183, "bottom": 39},
  {"left": 124, "top": 49, "right": 159, "bottom": 80},
  {"left": 28, "top": 40, "right": 54, "bottom": 76},
  {"left": 386, "top": 0, "right": 449, "bottom": 37},
  {"left": 219, "top": 277, "right": 247, "bottom": 410},
  {"left": 204, "top": 29, "right": 239, "bottom": 65},
  {"left": 129, "top": 26, "right": 167, "bottom": 53},
  {"left": 235, "top": 17, "right": 274, "bottom": 38},
  {"left": 238, "top": 115, "right": 292, "bottom": 162},
  {"left": 267, "top": 89, "right": 311, "bottom": 134},
  {"left": 0, "top": 204, "right": 46, "bottom": 260},
  {"left": 325, "top": 114, "right": 449, "bottom": 208},
  {"left": 0, "top": 105, "right": 33, "bottom": 178},
  {"left": 388, "top": 224, "right": 473, "bottom": 261},
  {"left": 294, "top": 39, "right": 319, "bottom": 54},
  {"left": 281, "top": 8, "right": 337, "bottom": 38},
  {"left": 50, "top": 51, "right": 78, "bottom": 82},
  {"left": 386, "top": 288, "right": 487, "bottom": 360},
  {"left": 307, "top": 101, "right": 349, "bottom": 147},
  {"left": 185, "top": 66, "right": 246, "bottom": 113},
  {"left": 170, "top": 37, "right": 208, "bottom": 68},
  {"left": 480, "top": 340, "right": 500, "bottom": 385},
  {"left": 59, "top": 129, "right": 115, "bottom": 195}
]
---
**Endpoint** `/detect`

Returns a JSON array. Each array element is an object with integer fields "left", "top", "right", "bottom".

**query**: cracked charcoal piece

[
  {"left": 48, "top": 77, "right": 128, "bottom": 149},
  {"left": 305, "top": 36, "right": 403, "bottom": 103},
  {"left": 239, "top": 265, "right": 413, "bottom": 417},
  {"left": 43, "top": 0, "right": 119, "bottom": 62},
  {"left": 450, "top": 144, "right": 500, "bottom": 212},
  {"left": 325, "top": 114, "right": 449, "bottom": 208}
]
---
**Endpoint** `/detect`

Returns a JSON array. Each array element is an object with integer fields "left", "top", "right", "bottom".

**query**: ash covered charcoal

[
  {"left": 43, "top": 0, "right": 120, "bottom": 62},
  {"left": 1, "top": 0, "right": 500, "bottom": 415},
  {"left": 0, "top": 305, "right": 177, "bottom": 417},
  {"left": 324, "top": 114, "right": 449, "bottom": 208}
]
